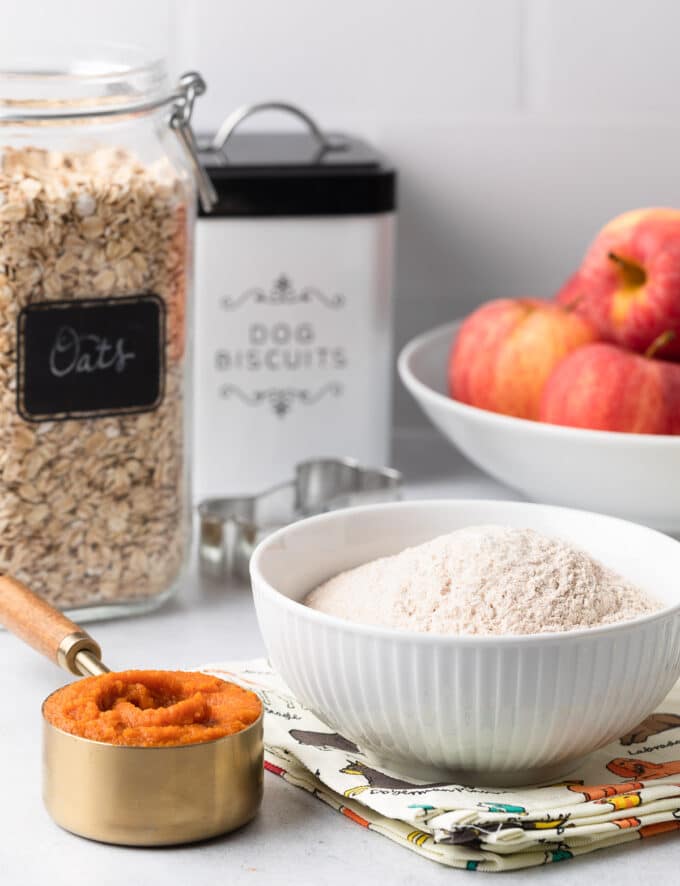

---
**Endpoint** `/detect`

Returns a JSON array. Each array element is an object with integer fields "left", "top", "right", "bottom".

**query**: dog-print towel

[{"left": 201, "top": 660, "right": 680, "bottom": 873}]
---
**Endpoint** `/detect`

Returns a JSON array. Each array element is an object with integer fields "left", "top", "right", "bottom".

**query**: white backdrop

[{"left": 5, "top": 0, "right": 680, "bottom": 429}]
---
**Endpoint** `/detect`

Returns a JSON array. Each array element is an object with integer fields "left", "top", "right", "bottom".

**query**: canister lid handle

[{"left": 211, "top": 102, "right": 346, "bottom": 156}]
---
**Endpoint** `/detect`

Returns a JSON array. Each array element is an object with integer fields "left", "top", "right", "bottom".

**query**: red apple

[
  {"left": 556, "top": 208, "right": 680, "bottom": 358},
  {"left": 540, "top": 334, "right": 680, "bottom": 434},
  {"left": 449, "top": 298, "right": 598, "bottom": 420}
]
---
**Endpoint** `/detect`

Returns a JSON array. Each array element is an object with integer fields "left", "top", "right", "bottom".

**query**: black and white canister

[{"left": 195, "top": 104, "right": 397, "bottom": 497}]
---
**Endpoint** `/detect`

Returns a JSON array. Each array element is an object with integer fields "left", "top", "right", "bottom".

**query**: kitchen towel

[{"left": 202, "top": 659, "right": 680, "bottom": 872}]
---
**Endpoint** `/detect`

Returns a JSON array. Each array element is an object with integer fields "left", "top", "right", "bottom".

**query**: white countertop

[{"left": 1, "top": 431, "right": 678, "bottom": 884}]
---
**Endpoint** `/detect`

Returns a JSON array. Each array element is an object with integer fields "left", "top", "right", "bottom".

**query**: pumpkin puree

[{"left": 43, "top": 670, "right": 262, "bottom": 747}]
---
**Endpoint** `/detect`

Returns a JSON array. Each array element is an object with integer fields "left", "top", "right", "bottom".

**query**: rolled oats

[{"left": 0, "top": 146, "right": 189, "bottom": 612}]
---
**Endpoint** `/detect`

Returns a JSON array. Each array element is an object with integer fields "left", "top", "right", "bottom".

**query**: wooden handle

[{"left": 0, "top": 574, "right": 100, "bottom": 671}]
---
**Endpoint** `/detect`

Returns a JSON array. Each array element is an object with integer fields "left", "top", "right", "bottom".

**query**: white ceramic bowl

[
  {"left": 398, "top": 322, "right": 680, "bottom": 532},
  {"left": 251, "top": 499, "right": 680, "bottom": 786}
]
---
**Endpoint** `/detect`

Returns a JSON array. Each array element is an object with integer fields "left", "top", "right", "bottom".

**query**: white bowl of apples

[{"left": 398, "top": 208, "right": 680, "bottom": 532}]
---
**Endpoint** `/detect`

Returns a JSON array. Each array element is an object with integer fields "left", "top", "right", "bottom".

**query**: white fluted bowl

[
  {"left": 251, "top": 499, "right": 680, "bottom": 785},
  {"left": 398, "top": 321, "right": 680, "bottom": 532}
]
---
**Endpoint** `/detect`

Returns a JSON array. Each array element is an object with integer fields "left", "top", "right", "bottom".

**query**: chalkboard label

[{"left": 17, "top": 295, "right": 165, "bottom": 421}]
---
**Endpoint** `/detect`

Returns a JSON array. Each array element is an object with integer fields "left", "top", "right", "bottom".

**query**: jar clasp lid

[{"left": 169, "top": 72, "right": 218, "bottom": 213}]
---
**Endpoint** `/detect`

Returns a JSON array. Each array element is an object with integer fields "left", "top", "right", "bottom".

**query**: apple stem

[
  {"left": 608, "top": 251, "right": 647, "bottom": 288},
  {"left": 645, "top": 330, "right": 676, "bottom": 359},
  {"left": 563, "top": 294, "right": 583, "bottom": 313}
]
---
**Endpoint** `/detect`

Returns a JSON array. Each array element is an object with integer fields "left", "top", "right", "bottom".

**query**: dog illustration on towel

[
  {"left": 340, "top": 761, "right": 452, "bottom": 797},
  {"left": 289, "top": 729, "right": 359, "bottom": 753},
  {"left": 620, "top": 713, "right": 680, "bottom": 746},
  {"left": 607, "top": 757, "right": 680, "bottom": 779},
  {"left": 568, "top": 756, "right": 680, "bottom": 802}
]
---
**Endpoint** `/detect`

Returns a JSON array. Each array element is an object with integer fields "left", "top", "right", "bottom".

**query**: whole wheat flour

[{"left": 304, "top": 524, "right": 660, "bottom": 635}]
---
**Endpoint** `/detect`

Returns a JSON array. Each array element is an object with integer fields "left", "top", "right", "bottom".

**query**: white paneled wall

[
  {"left": 4, "top": 0, "right": 680, "bottom": 429},
  {"left": 175, "top": 0, "right": 524, "bottom": 126},
  {"left": 525, "top": 0, "right": 680, "bottom": 114}
]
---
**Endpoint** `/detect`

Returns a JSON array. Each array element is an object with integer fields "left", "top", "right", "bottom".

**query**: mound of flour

[{"left": 304, "top": 525, "right": 659, "bottom": 636}]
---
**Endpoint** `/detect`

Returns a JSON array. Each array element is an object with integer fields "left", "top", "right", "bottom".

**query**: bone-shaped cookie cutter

[{"left": 198, "top": 457, "right": 402, "bottom": 579}]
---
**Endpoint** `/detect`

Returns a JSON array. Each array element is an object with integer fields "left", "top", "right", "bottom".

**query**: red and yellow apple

[
  {"left": 449, "top": 298, "right": 598, "bottom": 420},
  {"left": 556, "top": 208, "right": 680, "bottom": 358},
  {"left": 540, "top": 335, "right": 680, "bottom": 434}
]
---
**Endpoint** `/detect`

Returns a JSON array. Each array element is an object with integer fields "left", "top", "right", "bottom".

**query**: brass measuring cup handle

[{"left": 0, "top": 575, "right": 109, "bottom": 676}]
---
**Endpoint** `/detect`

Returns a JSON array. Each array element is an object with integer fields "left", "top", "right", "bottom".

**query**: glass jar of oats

[{"left": 0, "top": 46, "right": 214, "bottom": 619}]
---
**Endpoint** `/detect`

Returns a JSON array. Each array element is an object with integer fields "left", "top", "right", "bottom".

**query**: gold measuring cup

[{"left": 0, "top": 575, "right": 263, "bottom": 846}]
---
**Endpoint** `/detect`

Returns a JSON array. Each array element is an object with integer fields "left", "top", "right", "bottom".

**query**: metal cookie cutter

[{"left": 199, "top": 458, "right": 402, "bottom": 579}]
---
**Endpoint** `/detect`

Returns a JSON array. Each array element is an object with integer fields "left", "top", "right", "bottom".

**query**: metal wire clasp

[{"left": 170, "top": 72, "right": 218, "bottom": 213}]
